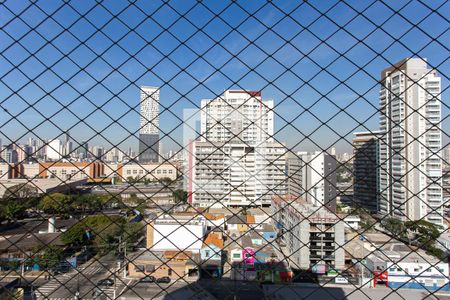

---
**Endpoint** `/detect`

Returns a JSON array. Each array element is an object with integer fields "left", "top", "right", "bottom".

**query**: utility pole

[
  {"left": 113, "top": 261, "right": 119, "bottom": 299},
  {"left": 123, "top": 240, "right": 127, "bottom": 278}
]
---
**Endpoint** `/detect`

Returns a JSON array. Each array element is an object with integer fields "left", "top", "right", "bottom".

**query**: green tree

[
  {"left": 172, "top": 189, "right": 188, "bottom": 203},
  {"left": 39, "top": 193, "right": 72, "bottom": 215},
  {"left": 404, "top": 220, "right": 442, "bottom": 246},
  {"left": 3, "top": 183, "right": 38, "bottom": 200},
  {"left": 32, "top": 245, "right": 65, "bottom": 270},
  {"left": 61, "top": 215, "right": 142, "bottom": 255},
  {"left": 381, "top": 217, "right": 406, "bottom": 238},
  {"left": 0, "top": 199, "right": 26, "bottom": 223},
  {"left": 0, "top": 183, "right": 38, "bottom": 222},
  {"left": 160, "top": 177, "right": 173, "bottom": 186}
]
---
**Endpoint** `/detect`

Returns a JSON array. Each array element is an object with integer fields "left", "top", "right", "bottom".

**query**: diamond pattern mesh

[{"left": 0, "top": 1, "right": 449, "bottom": 299}]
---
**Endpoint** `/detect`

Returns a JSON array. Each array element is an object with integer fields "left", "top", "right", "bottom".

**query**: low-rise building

[
  {"left": 345, "top": 232, "right": 450, "bottom": 290},
  {"left": 272, "top": 195, "right": 345, "bottom": 271},
  {"left": 200, "top": 235, "right": 223, "bottom": 279},
  {"left": 146, "top": 214, "right": 207, "bottom": 252},
  {"left": 226, "top": 215, "right": 249, "bottom": 232},
  {"left": 0, "top": 178, "right": 86, "bottom": 198},
  {"left": 203, "top": 213, "right": 225, "bottom": 231},
  {"left": 11, "top": 162, "right": 104, "bottom": 180},
  {"left": 342, "top": 215, "right": 361, "bottom": 231},
  {"left": 116, "top": 162, "right": 177, "bottom": 182},
  {"left": 369, "top": 243, "right": 449, "bottom": 291},
  {"left": 127, "top": 250, "right": 199, "bottom": 281},
  {"left": 0, "top": 163, "right": 9, "bottom": 179}
]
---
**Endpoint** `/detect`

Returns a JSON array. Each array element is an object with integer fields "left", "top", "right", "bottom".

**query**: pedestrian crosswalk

[
  {"left": 36, "top": 284, "right": 115, "bottom": 300},
  {"left": 35, "top": 264, "right": 115, "bottom": 300},
  {"left": 35, "top": 280, "right": 70, "bottom": 300}
]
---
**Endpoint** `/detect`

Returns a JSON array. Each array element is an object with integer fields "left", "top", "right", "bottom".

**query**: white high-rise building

[
  {"left": 189, "top": 90, "right": 286, "bottom": 207},
  {"left": 139, "top": 86, "right": 160, "bottom": 135},
  {"left": 379, "top": 58, "right": 443, "bottom": 226},
  {"left": 287, "top": 151, "right": 337, "bottom": 212},
  {"left": 200, "top": 90, "right": 274, "bottom": 143},
  {"left": 46, "top": 139, "right": 63, "bottom": 161},
  {"left": 190, "top": 141, "right": 287, "bottom": 207},
  {"left": 139, "top": 86, "right": 160, "bottom": 163}
]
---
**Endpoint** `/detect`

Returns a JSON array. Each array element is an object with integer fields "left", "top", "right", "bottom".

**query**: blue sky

[{"left": 0, "top": 0, "right": 448, "bottom": 154}]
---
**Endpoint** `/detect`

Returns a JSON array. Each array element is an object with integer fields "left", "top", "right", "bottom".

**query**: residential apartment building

[
  {"left": 190, "top": 140, "right": 286, "bottom": 208},
  {"left": 46, "top": 139, "right": 63, "bottom": 161},
  {"left": 139, "top": 86, "right": 160, "bottom": 163},
  {"left": 189, "top": 90, "right": 286, "bottom": 207},
  {"left": 200, "top": 90, "right": 274, "bottom": 143},
  {"left": 379, "top": 58, "right": 443, "bottom": 226},
  {"left": 352, "top": 131, "right": 383, "bottom": 213},
  {"left": 286, "top": 157, "right": 302, "bottom": 197},
  {"left": 272, "top": 195, "right": 345, "bottom": 271},
  {"left": 287, "top": 151, "right": 337, "bottom": 212}
]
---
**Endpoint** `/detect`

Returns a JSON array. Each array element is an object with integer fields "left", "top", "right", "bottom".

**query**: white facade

[
  {"left": 272, "top": 195, "right": 345, "bottom": 270},
  {"left": 46, "top": 139, "right": 63, "bottom": 161},
  {"left": 386, "top": 260, "right": 449, "bottom": 290},
  {"left": 379, "top": 58, "right": 443, "bottom": 226},
  {"left": 200, "top": 90, "right": 274, "bottom": 143},
  {"left": 118, "top": 162, "right": 177, "bottom": 181},
  {"left": 148, "top": 215, "right": 206, "bottom": 252},
  {"left": 22, "top": 163, "right": 40, "bottom": 178},
  {"left": 190, "top": 90, "right": 285, "bottom": 207},
  {"left": 190, "top": 141, "right": 287, "bottom": 207},
  {"left": 0, "top": 163, "right": 9, "bottom": 179},
  {"left": 139, "top": 86, "right": 160, "bottom": 135},
  {"left": 288, "top": 151, "right": 337, "bottom": 211}
]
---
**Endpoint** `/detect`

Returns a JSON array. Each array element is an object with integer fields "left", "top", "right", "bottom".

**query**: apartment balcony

[
  {"left": 309, "top": 254, "right": 335, "bottom": 260},
  {"left": 310, "top": 234, "right": 335, "bottom": 241},
  {"left": 310, "top": 245, "right": 335, "bottom": 250}
]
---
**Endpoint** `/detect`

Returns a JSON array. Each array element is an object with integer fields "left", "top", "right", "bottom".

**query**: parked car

[
  {"left": 97, "top": 278, "right": 114, "bottom": 286},
  {"left": 139, "top": 276, "right": 156, "bottom": 283},
  {"left": 156, "top": 277, "right": 171, "bottom": 284}
]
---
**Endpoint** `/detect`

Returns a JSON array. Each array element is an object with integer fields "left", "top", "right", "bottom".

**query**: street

[
  {"left": 198, "top": 279, "right": 265, "bottom": 300},
  {"left": 119, "top": 279, "right": 215, "bottom": 300},
  {"left": 263, "top": 284, "right": 450, "bottom": 300},
  {"left": 35, "top": 254, "right": 122, "bottom": 300}
]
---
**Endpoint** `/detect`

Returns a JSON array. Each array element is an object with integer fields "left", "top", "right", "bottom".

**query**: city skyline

[
  {"left": 1, "top": 1, "right": 448, "bottom": 154},
  {"left": 0, "top": 1, "right": 449, "bottom": 298}
]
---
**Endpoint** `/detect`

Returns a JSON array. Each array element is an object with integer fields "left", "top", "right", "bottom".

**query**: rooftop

[
  {"left": 0, "top": 232, "right": 64, "bottom": 253},
  {"left": 0, "top": 178, "right": 87, "bottom": 197}
]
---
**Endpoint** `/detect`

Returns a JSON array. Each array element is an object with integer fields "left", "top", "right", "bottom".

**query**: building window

[
  {"left": 168, "top": 268, "right": 172, "bottom": 276},
  {"left": 134, "top": 265, "right": 144, "bottom": 272}
]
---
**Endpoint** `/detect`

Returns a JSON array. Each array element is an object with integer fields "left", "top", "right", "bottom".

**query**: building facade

[
  {"left": 46, "top": 139, "right": 63, "bottom": 161},
  {"left": 200, "top": 90, "right": 274, "bottom": 143},
  {"left": 189, "top": 90, "right": 286, "bottom": 207},
  {"left": 146, "top": 214, "right": 207, "bottom": 252},
  {"left": 139, "top": 86, "right": 160, "bottom": 163},
  {"left": 190, "top": 141, "right": 286, "bottom": 207},
  {"left": 352, "top": 131, "right": 383, "bottom": 213},
  {"left": 272, "top": 195, "right": 345, "bottom": 271},
  {"left": 288, "top": 151, "right": 337, "bottom": 212},
  {"left": 379, "top": 58, "right": 443, "bottom": 226},
  {"left": 116, "top": 162, "right": 178, "bottom": 182}
]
